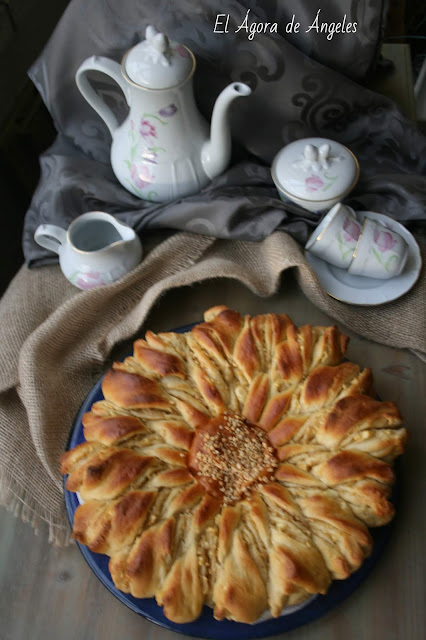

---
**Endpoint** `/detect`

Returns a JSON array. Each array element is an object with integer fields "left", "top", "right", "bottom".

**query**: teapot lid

[
  {"left": 123, "top": 25, "right": 194, "bottom": 89},
  {"left": 271, "top": 137, "right": 359, "bottom": 202}
]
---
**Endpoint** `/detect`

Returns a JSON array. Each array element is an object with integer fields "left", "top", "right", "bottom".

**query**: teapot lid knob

[
  {"left": 151, "top": 33, "right": 172, "bottom": 66},
  {"left": 123, "top": 25, "right": 194, "bottom": 88}
]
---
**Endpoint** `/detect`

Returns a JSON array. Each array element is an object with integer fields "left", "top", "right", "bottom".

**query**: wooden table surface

[{"left": 1, "top": 272, "right": 425, "bottom": 640}]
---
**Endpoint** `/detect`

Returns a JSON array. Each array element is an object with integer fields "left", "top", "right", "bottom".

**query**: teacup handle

[{"left": 34, "top": 224, "right": 67, "bottom": 255}]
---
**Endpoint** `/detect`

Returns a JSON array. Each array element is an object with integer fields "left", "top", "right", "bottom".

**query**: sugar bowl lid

[
  {"left": 271, "top": 137, "right": 359, "bottom": 202},
  {"left": 123, "top": 25, "right": 194, "bottom": 89}
]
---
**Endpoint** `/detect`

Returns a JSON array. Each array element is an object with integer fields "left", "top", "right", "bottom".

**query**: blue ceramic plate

[{"left": 64, "top": 323, "right": 398, "bottom": 639}]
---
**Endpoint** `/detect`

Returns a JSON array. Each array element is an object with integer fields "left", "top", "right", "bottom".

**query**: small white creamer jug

[{"left": 34, "top": 211, "right": 142, "bottom": 289}]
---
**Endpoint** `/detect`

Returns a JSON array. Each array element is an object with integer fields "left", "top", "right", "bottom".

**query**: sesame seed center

[{"left": 188, "top": 412, "right": 278, "bottom": 505}]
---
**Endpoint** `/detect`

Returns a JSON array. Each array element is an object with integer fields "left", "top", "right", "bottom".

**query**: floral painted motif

[
  {"left": 305, "top": 175, "right": 324, "bottom": 191},
  {"left": 371, "top": 228, "right": 399, "bottom": 271},
  {"left": 305, "top": 171, "right": 338, "bottom": 193},
  {"left": 130, "top": 163, "right": 153, "bottom": 190},
  {"left": 69, "top": 271, "right": 107, "bottom": 290},
  {"left": 140, "top": 119, "right": 157, "bottom": 140},
  {"left": 125, "top": 109, "right": 172, "bottom": 196},
  {"left": 336, "top": 215, "right": 361, "bottom": 261},
  {"left": 342, "top": 218, "right": 361, "bottom": 242},
  {"left": 158, "top": 104, "right": 178, "bottom": 117},
  {"left": 373, "top": 229, "right": 397, "bottom": 252}
]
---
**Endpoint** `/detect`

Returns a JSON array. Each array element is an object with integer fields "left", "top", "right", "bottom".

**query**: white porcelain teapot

[{"left": 76, "top": 26, "right": 251, "bottom": 203}]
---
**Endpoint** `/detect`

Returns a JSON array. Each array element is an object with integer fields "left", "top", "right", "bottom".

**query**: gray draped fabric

[{"left": 24, "top": 0, "right": 426, "bottom": 266}]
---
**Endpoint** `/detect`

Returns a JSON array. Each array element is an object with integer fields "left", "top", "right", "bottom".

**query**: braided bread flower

[{"left": 61, "top": 307, "right": 406, "bottom": 623}]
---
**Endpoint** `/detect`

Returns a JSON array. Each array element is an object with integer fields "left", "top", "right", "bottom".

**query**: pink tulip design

[
  {"left": 130, "top": 163, "right": 153, "bottom": 190},
  {"left": 76, "top": 271, "right": 106, "bottom": 290},
  {"left": 139, "top": 119, "right": 157, "bottom": 140},
  {"left": 158, "top": 104, "right": 178, "bottom": 117},
  {"left": 342, "top": 218, "right": 361, "bottom": 242},
  {"left": 373, "top": 229, "right": 397, "bottom": 252},
  {"left": 305, "top": 175, "right": 324, "bottom": 191}
]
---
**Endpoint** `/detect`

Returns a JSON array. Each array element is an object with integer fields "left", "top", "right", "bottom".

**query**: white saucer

[{"left": 305, "top": 211, "right": 422, "bottom": 306}]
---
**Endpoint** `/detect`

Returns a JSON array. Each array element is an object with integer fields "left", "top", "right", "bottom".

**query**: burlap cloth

[{"left": 0, "top": 230, "right": 425, "bottom": 545}]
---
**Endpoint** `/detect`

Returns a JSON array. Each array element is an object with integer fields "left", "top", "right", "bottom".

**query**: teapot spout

[{"left": 201, "top": 82, "right": 251, "bottom": 180}]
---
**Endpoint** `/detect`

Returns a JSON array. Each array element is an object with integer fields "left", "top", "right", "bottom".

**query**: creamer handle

[
  {"left": 75, "top": 56, "right": 130, "bottom": 136},
  {"left": 34, "top": 224, "right": 67, "bottom": 255}
]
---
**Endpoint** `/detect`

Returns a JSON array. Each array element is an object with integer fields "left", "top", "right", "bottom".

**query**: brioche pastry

[{"left": 61, "top": 306, "right": 406, "bottom": 624}]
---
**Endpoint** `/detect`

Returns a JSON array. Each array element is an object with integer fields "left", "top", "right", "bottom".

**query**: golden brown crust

[
  {"left": 82, "top": 412, "right": 146, "bottom": 445},
  {"left": 302, "top": 362, "right": 361, "bottom": 408},
  {"left": 133, "top": 341, "right": 185, "bottom": 378},
  {"left": 61, "top": 307, "right": 406, "bottom": 624},
  {"left": 73, "top": 490, "right": 156, "bottom": 554},
  {"left": 126, "top": 517, "right": 176, "bottom": 597},
  {"left": 314, "top": 450, "right": 395, "bottom": 485},
  {"left": 102, "top": 369, "right": 170, "bottom": 410}
]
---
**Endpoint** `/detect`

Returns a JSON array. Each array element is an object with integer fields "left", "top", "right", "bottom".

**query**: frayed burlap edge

[{"left": 0, "top": 469, "right": 72, "bottom": 546}]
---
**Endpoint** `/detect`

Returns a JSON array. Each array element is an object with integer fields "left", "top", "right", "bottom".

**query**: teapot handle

[
  {"left": 75, "top": 56, "right": 130, "bottom": 136},
  {"left": 34, "top": 224, "right": 67, "bottom": 255}
]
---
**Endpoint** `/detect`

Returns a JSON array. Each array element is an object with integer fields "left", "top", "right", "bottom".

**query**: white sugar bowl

[{"left": 271, "top": 137, "right": 360, "bottom": 213}]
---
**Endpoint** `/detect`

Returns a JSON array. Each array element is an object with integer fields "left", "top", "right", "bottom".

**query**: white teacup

[
  {"left": 305, "top": 203, "right": 362, "bottom": 268},
  {"left": 348, "top": 218, "right": 408, "bottom": 279}
]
